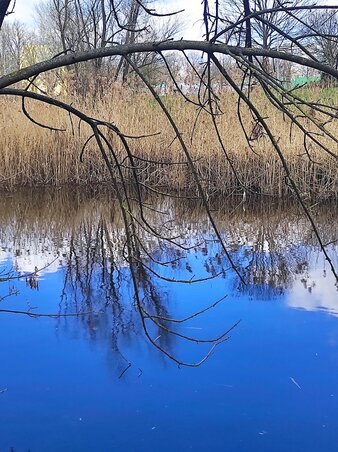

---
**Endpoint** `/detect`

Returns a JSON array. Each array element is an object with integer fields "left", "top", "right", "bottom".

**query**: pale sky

[
  {"left": 7, "top": 0, "right": 204, "bottom": 39},
  {"left": 8, "top": 0, "right": 337, "bottom": 39}
]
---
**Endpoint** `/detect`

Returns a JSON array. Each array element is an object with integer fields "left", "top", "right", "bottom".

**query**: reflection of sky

[
  {"left": 287, "top": 267, "right": 338, "bottom": 317},
  {"left": 0, "top": 247, "right": 61, "bottom": 274},
  {"left": 1, "top": 228, "right": 337, "bottom": 316},
  {"left": 0, "top": 210, "right": 338, "bottom": 451},
  {"left": 1, "top": 239, "right": 338, "bottom": 451}
]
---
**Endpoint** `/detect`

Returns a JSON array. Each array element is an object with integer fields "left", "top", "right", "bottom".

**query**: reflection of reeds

[
  {"left": 1, "top": 89, "right": 337, "bottom": 199},
  {"left": 0, "top": 188, "right": 337, "bottom": 284},
  {"left": 1, "top": 189, "right": 337, "bottom": 367},
  {"left": 0, "top": 188, "right": 337, "bottom": 242}
]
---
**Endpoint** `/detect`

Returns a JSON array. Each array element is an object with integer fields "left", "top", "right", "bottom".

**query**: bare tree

[
  {"left": 221, "top": 0, "right": 314, "bottom": 75},
  {"left": 223, "top": 0, "right": 311, "bottom": 47},
  {"left": 304, "top": 9, "right": 338, "bottom": 83},
  {"left": 0, "top": 0, "right": 12, "bottom": 29},
  {"left": 0, "top": 20, "right": 36, "bottom": 74},
  {"left": 113, "top": 1, "right": 183, "bottom": 84},
  {"left": 0, "top": 0, "right": 337, "bottom": 366},
  {"left": 35, "top": 0, "right": 182, "bottom": 92},
  {"left": 36, "top": 0, "right": 119, "bottom": 94},
  {"left": 114, "top": 0, "right": 142, "bottom": 82}
]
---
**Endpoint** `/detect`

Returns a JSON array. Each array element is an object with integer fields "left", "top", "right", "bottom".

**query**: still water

[{"left": 0, "top": 190, "right": 337, "bottom": 452}]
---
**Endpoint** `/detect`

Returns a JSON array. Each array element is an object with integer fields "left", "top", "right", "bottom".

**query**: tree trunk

[{"left": 0, "top": 0, "right": 11, "bottom": 30}]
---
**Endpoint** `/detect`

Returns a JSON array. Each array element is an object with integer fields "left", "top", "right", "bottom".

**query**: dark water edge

[
  {"left": 1, "top": 179, "right": 337, "bottom": 203},
  {"left": 0, "top": 188, "right": 337, "bottom": 452}
]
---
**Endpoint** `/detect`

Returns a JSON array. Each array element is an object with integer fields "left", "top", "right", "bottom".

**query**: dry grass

[{"left": 0, "top": 86, "right": 337, "bottom": 199}]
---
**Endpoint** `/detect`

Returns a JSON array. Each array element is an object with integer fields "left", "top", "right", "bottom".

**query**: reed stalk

[{"left": 0, "top": 87, "right": 337, "bottom": 200}]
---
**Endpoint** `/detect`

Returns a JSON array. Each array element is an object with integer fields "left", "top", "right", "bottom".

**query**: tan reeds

[{"left": 0, "top": 87, "right": 337, "bottom": 200}]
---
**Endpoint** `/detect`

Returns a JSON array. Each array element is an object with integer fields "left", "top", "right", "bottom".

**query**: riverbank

[{"left": 1, "top": 89, "right": 337, "bottom": 200}]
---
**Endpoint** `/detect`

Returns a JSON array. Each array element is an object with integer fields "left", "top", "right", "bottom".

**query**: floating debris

[{"left": 290, "top": 377, "right": 302, "bottom": 390}]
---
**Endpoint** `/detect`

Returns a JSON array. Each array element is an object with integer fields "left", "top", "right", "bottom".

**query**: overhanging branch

[{"left": 1, "top": 40, "right": 338, "bottom": 89}]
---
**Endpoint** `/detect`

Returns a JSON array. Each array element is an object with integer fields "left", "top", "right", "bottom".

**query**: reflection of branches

[
  {"left": 56, "top": 211, "right": 238, "bottom": 366},
  {"left": 0, "top": 256, "right": 92, "bottom": 316},
  {"left": 0, "top": 0, "right": 337, "bottom": 367},
  {"left": 238, "top": 231, "right": 310, "bottom": 297},
  {"left": 209, "top": 54, "right": 337, "bottom": 280},
  {"left": 0, "top": 256, "right": 59, "bottom": 282},
  {"left": 0, "top": 309, "right": 92, "bottom": 317},
  {"left": 1, "top": 190, "right": 337, "bottom": 367},
  {"left": 0, "top": 87, "right": 241, "bottom": 365}
]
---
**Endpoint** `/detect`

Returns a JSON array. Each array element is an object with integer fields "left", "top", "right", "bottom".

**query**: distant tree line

[{"left": 1, "top": 0, "right": 337, "bottom": 95}]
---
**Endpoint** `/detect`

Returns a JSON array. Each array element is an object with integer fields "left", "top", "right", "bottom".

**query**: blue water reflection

[{"left": 0, "top": 193, "right": 337, "bottom": 451}]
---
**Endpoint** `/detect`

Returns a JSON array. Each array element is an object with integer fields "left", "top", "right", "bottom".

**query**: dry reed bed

[{"left": 0, "top": 89, "right": 337, "bottom": 199}]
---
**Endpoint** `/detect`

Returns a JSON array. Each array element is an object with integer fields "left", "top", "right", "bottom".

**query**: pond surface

[{"left": 0, "top": 190, "right": 337, "bottom": 452}]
